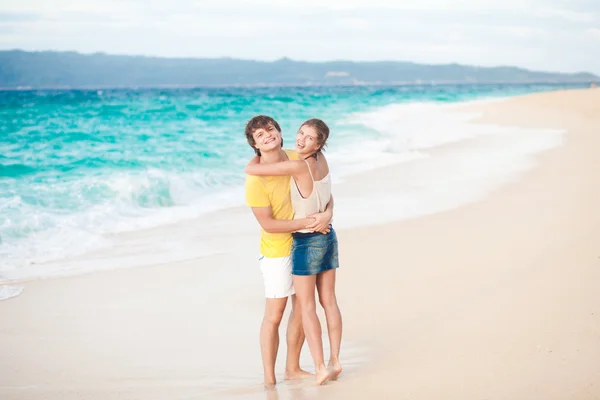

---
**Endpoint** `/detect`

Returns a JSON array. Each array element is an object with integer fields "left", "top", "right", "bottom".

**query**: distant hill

[{"left": 0, "top": 50, "right": 597, "bottom": 88}]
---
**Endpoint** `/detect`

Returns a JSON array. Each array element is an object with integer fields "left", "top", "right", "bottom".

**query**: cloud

[
  {"left": 535, "top": 7, "right": 596, "bottom": 23},
  {"left": 0, "top": 12, "right": 40, "bottom": 22},
  {"left": 0, "top": 0, "right": 599, "bottom": 74},
  {"left": 336, "top": 18, "right": 371, "bottom": 30},
  {"left": 493, "top": 26, "right": 548, "bottom": 38},
  {"left": 586, "top": 28, "right": 600, "bottom": 38}
]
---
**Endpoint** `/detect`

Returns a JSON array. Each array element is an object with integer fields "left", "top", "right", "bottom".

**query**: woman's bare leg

[
  {"left": 284, "top": 295, "right": 312, "bottom": 380},
  {"left": 316, "top": 269, "right": 343, "bottom": 379},
  {"left": 293, "top": 274, "right": 333, "bottom": 385}
]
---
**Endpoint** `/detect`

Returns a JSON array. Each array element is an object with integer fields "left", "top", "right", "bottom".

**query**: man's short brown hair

[{"left": 244, "top": 115, "right": 282, "bottom": 156}]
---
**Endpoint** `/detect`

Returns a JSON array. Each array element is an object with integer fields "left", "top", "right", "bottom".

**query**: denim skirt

[{"left": 291, "top": 227, "right": 339, "bottom": 276}]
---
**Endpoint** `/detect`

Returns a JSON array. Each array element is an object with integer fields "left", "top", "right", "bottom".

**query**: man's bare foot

[
  {"left": 263, "top": 383, "right": 278, "bottom": 400},
  {"left": 315, "top": 367, "right": 334, "bottom": 385},
  {"left": 327, "top": 358, "right": 343, "bottom": 380},
  {"left": 284, "top": 368, "right": 313, "bottom": 380},
  {"left": 264, "top": 378, "right": 277, "bottom": 388}
]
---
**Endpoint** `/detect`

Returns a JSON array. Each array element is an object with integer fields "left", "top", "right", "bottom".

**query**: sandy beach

[{"left": 1, "top": 88, "right": 599, "bottom": 399}]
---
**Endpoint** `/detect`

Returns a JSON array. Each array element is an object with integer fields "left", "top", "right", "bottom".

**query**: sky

[{"left": 1, "top": 0, "right": 599, "bottom": 74}]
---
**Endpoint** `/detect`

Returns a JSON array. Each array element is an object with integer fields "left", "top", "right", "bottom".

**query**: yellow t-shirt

[{"left": 245, "top": 150, "right": 299, "bottom": 258}]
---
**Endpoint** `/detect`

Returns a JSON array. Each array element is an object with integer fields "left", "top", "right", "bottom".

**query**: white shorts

[{"left": 259, "top": 254, "right": 295, "bottom": 299}]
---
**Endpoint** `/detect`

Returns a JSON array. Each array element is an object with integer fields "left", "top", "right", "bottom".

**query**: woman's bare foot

[
  {"left": 327, "top": 358, "right": 343, "bottom": 380},
  {"left": 315, "top": 367, "right": 334, "bottom": 385},
  {"left": 284, "top": 368, "right": 313, "bottom": 380}
]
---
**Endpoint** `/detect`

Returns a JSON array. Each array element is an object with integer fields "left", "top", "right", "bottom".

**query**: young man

[{"left": 244, "top": 115, "right": 332, "bottom": 387}]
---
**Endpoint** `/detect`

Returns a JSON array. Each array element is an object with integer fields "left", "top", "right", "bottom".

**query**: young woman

[{"left": 245, "top": 118, "right": 342, "bottom": 385}]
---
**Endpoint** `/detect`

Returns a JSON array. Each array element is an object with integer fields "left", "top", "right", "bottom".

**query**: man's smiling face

[{"left": 252, "top": 123, "right": 282, "bottom": 154}]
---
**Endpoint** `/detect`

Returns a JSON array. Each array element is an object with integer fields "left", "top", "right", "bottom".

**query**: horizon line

[{"left": 1, "top": 81, "right": 595, "bottom": 92}]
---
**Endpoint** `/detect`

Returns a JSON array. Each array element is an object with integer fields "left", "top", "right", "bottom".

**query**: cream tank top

[{"left": 291, "top": 158, "right": 332, "bottom": 233}]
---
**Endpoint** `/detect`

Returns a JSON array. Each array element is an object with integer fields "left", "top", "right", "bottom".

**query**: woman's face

[{"left": 295, "top": 125, "right": 320, "bottom": 156}]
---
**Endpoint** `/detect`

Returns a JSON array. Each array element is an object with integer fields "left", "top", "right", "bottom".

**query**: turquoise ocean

[{"left": 0, "top": 83, "right": 586, "bottom": 288}]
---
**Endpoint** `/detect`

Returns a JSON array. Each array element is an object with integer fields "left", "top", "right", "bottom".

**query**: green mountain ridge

[{"left": 1, "top": 50, "right": 597, "bottom": 88}]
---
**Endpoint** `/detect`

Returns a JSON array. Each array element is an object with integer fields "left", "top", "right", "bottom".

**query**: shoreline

[
  {"left": 1, "top": 88, "right": 599, "bottom": 399},
  {"left": 0, "top": 92, "right": 566, "bottom": 285}
]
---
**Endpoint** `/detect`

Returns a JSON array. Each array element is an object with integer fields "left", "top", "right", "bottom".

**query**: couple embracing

[{"left": 244, "top": 115, "right": 342, "bottom": 386}]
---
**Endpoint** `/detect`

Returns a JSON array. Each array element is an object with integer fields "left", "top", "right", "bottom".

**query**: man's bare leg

[
  {"left": 284, "top": 294, "right": 313, "bottom": 380},
  {"left": 316, "top": 269, "right": 343, "bottom": 379},
  {"left": 260, "top": 297, "right": 288, "bottom": 387}
]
